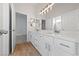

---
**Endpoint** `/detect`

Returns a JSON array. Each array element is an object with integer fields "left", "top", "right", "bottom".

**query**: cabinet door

[
  {"left": 31, "top": 32, "right": 35, "bottom": 43},
  {"left": 53, "top": 38, "right": 76, "bottom": 56},
  {"left": 28, "top": 31, "right": 32, "bottom": 42},
  {"left": 44, "top": 36, "right": 55, "bottom": 56},
  {"left": 31, "top": 32, "right": 40, "bottom": 50},
  {"left": 28, "top": 31, "right": 30, "bottom": 41},
  {"left": 53, "top": 48, "right": 71, "bottom": 56},
  {"left": 46, "top": 36, "right": 54, "bottom": 56},
  {"left": 39, "top": 35, "right": 50, "bottom": 56}
]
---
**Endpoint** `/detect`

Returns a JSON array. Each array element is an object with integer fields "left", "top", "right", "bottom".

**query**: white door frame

[{"left": 10, "top": 3, "right": 16, "bottom": 53}]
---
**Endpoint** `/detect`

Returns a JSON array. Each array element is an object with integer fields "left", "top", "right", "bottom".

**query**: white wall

[{"left": 61, "top": 9, "right": 79, "bottom": 31}]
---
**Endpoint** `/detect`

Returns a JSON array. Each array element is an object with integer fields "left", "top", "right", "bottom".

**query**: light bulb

[
  {"left": 44, "top": 11, "right": 46, "bottom": 14},
  {"left": 47, "top": 9, "right": 49, "bottom": 13},
  {"left": 50, "top": 6, "right": 52, "bottom": 11}
]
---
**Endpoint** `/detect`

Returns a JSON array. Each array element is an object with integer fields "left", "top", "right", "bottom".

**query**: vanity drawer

[{"left": 54, "top": 38, "right": 77, "bottom": 55}]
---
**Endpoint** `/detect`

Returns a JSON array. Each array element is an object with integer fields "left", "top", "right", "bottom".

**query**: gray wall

[
  {"left": 16, "top": 12, "right": 27, "bottom": 35},
  {"left": 16, "top": 12, "right": 27, "bottom": 44}
]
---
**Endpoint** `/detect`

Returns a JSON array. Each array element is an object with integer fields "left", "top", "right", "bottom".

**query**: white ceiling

[
  {"left": 14, "top": 3, "right": 79, "bottom": 17},
  {"left": 14, "top": 3, "right": 48, "bottom": 14},
  {"left": 52, "top": 3, "right": 79, "bottom": 17}
]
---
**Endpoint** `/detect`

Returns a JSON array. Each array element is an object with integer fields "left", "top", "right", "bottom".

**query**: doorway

[{"left": 16, "top": 12, "right": 27, "bottom": 44}]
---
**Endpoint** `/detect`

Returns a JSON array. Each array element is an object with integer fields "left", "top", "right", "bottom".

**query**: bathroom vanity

[
  {"left": 29, "top": 31, "right": 79, "bottom": 56},
  {"left": 28, "top": 4, "right": 79, "bottom": 56}
]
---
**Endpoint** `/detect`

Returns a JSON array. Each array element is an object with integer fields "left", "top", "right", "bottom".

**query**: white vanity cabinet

[
  {"left": 30, "top": 32, "right": 54, "bottom": 56},
  {"left": 31, "top": 32, "right": 49, "bottom": 56},
  {"left": 53, "top": 37, "right": 78, "bottom": 56},
  {"left": 31, "top": 32, "right": 39, "bottom": 49},
  {"left": 39, "top": 35, "right": 51, "bottom": 56},
  {"left": 38, "top": 35, "right": 49, "bottom": 56},
  {"left": 30, "top": 32, "right": 41, "bottom": 53},
  {"left": 30, "top": 31, "right": 79, "bottom": 56}
]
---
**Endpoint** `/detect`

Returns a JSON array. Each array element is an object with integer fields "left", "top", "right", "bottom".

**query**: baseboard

[
  {"left": 16, "top": 34, "right": 27, "bottom": 36},
  {"left": 16, "top": 35, "right": 27, "bottom": 44}
]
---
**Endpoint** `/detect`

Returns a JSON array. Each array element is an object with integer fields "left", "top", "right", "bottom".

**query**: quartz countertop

[
  {"left": 55, "top": 31, "right": 79, "bottom": 43},
  {"left": 37, "top": 30, "right": 79, "bottom": 43}
]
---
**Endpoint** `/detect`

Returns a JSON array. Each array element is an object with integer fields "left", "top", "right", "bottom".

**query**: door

[
  {"left": 0, "top": 3, "right": 9, "bottom": 56},
  {"left": 0, "top": 35, "right": 3, "bottom": 56},
  {"left": 0, "top": 4, "right": 3, "bottom": 55},
  {"left": 10, "top": 4, "right": 16, "bottom": 53}
]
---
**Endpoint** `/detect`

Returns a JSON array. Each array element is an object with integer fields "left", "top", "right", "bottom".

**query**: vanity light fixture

[{"left": 40, "top": 3, "right": 54, "bottom": 15}]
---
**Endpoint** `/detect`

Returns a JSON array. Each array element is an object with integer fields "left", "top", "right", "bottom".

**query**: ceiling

[
  {"left": 53, "top": 3, "right": 79, "bottom": 16},
  {"left": 14, "top": 3, "right": 79, "bottom": 17},
  {"left": 14, "top": 3, "right": 48, "bottom": 11}
]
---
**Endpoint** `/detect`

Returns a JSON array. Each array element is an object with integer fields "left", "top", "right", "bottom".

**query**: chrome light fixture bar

[{"left": 40, "top": 3, "right": 54, "bottom": 15}]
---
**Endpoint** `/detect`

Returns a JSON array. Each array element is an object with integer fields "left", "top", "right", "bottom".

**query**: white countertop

[
  {"left": 55, "top": 31, "right": 79, "bottom": 43},
  {"left": 37, "top": 30, "right": 79, "bottom": 43}
]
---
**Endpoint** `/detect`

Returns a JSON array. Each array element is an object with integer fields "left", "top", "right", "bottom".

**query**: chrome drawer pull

[{"left": 60, "top": 43, "right": 70, "bottom": 48}]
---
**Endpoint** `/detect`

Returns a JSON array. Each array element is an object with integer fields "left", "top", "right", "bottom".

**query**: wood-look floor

[{"left": 11, "top": 42, "right": 41, "bottom": 56}]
